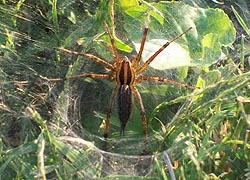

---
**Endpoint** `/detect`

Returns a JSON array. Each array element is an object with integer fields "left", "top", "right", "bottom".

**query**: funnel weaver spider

[{"left": 51, "top": 10, "right": 194, "bottom": 145}]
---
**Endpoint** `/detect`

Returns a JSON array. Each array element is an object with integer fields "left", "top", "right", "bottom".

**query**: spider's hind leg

[
  {"left": 103, "top": 85, "right": 119, "bottom": 139},
  {"left": 131, "top": 86, "right": 148, "bottom": 145}
]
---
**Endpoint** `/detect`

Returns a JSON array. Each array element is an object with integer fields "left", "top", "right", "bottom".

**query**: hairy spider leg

[
  {"left": 104, "top": 22, "right": 120, "bottom": 64},
  {"left": 104, "top": 85, "right": 120, "bottom": 138},
  {"left": 136, "top": 27, "right": 192, "bottom": 74},
  {"left": 131, "top": 86, "right": 148, "bottom": 144},
  {"left": 110, "top": 0, "right": 115, "bottom": 35},
  {"left": 136, "top": 76, "right": 196, "bottom": 89},
  {"left": 58, "top": 47, "right": 114, "bottom": 70},
  {"left": 133, "top": 13, "right": 150, "bottom": 68},
  {"left": 48, "top": 74, "right": 110, "bottom": 82}
]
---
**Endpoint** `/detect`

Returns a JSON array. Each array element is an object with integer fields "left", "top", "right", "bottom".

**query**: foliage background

[{"left": 0, "top": 0, "right": 250, "bottom": 179}]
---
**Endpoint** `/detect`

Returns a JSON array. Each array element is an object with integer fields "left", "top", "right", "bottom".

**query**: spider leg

[
  {"left": 110, "top": 0, "right": 115, "bottom": 35},
  {"left": 47, "top": 74, "right": 110, "bottom": 82},
  {"left": 104, "top": 22, "right": 120, "bottom": 64},
  {"left": 131, "top": 86, "right": 148, "bottom": 145},
  {"left": 104, "top": 0, "right": 120, "bottom": 64},
  {"left": 136, "top": 27, "right": 192, "bottom": 74},
  {"left": 133, "top": 13, "right": 150, "bottom": 68},
  {"left": 103, "top": 84, "right": 120, "bottom": 139},
  {"left": 136, "top": 76, "right": 196, "bottom": 89},
  {"left": 58, "top": 48, "right": 114, "bottom": 70}
]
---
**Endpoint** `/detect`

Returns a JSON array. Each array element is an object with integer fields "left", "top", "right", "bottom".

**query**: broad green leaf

[
  {"left": 133, "top": 39, "right": 190, "bottom": 70},
  {"left": 123, "top": 1, "right": 236, "bottom": 69},
  {"left": 113, "top": 35, "right": 133, "bottom": 53}
]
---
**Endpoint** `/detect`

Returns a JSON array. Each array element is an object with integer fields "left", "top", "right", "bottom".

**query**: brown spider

[{"left": 50, "top": 4, "right": 195, "bottom": 145}]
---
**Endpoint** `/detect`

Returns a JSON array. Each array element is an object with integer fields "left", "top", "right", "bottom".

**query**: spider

[{"left": 50, "top": 6, "right": 195, "bottom": 145}]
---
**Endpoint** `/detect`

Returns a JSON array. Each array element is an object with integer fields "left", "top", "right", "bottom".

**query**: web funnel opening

[{"left": 49, "top": 76, "right": 193, "bottom": 178}]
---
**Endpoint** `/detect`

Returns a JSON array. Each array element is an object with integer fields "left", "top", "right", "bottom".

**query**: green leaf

[
  {"left": 124, "top": 3, "right": 164, "bottom": 25},
  {"left": 120, "top": 0, "right": 139, "bottom": 10},
  {"left": 101, "top": 34, "right": 133, "bottom": 53},
  {"left": 124, "top": 1, "right": 236, "bottom": 69}
]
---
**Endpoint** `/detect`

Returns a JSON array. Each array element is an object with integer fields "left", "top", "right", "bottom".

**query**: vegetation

[{"left": 0, "top": 0, "right": 249, "bottom": 179}]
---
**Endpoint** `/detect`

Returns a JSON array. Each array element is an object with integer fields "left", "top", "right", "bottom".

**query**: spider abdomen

[{"left": 116, "top": 85, "right": 134, "bottom": 135}]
